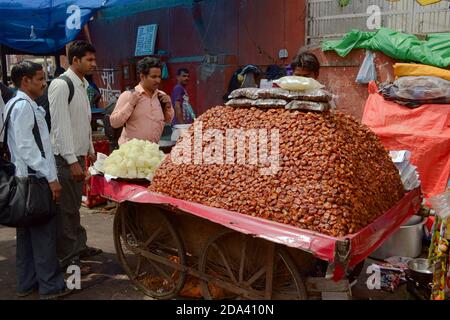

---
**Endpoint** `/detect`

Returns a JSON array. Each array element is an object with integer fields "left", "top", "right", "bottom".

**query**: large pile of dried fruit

[{"left": 150, "top": 106, "right": 405, "bottom": 237}]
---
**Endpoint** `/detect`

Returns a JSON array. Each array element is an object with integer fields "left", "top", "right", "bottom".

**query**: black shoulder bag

[{"left": 0, "top": 99, "right": 56, "bottom": 228}]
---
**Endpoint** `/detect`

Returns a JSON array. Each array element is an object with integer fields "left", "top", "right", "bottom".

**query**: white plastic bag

[
  {"left": 274, "top": 76, "right": 324, "bottom": 91},
  {"left": 356, "top": 50, "right": 377, "bottom": 84},
  {"left": 428, "top": 191, "right": 450, "bottom": 219}
]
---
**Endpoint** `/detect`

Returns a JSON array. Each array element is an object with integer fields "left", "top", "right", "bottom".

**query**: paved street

[{"left": 0, "top": 206, "right": 150, "bottom": 300}]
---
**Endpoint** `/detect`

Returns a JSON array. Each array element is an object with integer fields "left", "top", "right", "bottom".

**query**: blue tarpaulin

[{"left": 0, "top": 0, "right": 141, "bottom": 54}]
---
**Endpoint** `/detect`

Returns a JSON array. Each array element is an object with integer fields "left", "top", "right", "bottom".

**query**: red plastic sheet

[
  {"left": 83, "top": 140, "right": 111, "bottom": 208},
  {"left": 362, "top": 82, "right": 450, "bottom": 199},
  {"left": 91, "top": 176, "right": 421, "bottom": 276}
]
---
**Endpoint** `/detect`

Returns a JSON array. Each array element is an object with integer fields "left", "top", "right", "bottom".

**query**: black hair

[
  {"left": 291, "top": 53, "right": 320, "bottom": 75},
  {"left": 177, "top": 68, "right": 189, "bottom": 76},
  {"left": 137, "top": 57, "right": 162, "bottom": 76},
  {"left": 11, "top": 61, "right": 43, "bottom": 88},
  {"left": 54, "top": 66, "right": 66, "bottom": 77},
  {"left": 68, "top": 41, "right": 96, "bottom": 65}
]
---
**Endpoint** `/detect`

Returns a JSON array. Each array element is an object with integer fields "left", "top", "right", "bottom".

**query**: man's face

[
  {"left": 293, "top": 67, "right": 318, "bottom": 79},
  {"left": 141, "top": 68, "right": 162, "bottom": 92},
  {"left": 74, "top": 52, "right": 97, "bottom": 76},
  {"left": 177, "top": 72, "right": 190, "bottom": 86},
  {"left": 23, "top": 69, "right": 46, "bottom": 98}
]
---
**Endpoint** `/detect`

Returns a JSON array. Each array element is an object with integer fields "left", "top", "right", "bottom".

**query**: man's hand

[
  {"left": 88, "top": 153, "right": 97, "bottom": 164},
  {"left": 70, "top": 162, "right": 85, "bottom": 182},
  {"left": 129, "top": 91, "right": 140, "bottom": 107},
  {"left": 158, "top": 92, "right": 172, "bottom": 110},
  {"left": 174, "top": 101, "right": 184, "bottom": 124},
  {"left": 49, "top": 180, "right": 62, "bottom": 203}
]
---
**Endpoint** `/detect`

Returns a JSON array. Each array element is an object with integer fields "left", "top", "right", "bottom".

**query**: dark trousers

[
  {"left": 16, "top": 216, "right": 65, "bottom": 295},
  {"left": 55, "top": 156, "right": 87, "bottom": 266}
]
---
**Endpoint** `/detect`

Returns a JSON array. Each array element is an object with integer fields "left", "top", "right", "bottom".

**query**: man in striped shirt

[{"left": 49, "top": 41, "right": 102, "bottom": 272}]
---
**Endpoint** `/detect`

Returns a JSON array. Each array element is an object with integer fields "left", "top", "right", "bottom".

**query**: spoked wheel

[
  {"left": 198, "top": 231, "right": 307, "bottom": 300},
  {"left": 113, "top": 203, "right": 186, "bottom": 299}
]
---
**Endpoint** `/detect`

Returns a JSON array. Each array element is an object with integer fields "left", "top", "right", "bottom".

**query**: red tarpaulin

[
  {"left": 362, "top": 81, "right": 450, "bottom": 199},
  {"left": 91, "top": 176, "right": 421, "bottom": 280}
]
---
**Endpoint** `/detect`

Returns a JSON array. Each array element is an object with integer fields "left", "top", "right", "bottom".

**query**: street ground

[{"left": 0, "top": 206, "right": 412, "bottom": 300}]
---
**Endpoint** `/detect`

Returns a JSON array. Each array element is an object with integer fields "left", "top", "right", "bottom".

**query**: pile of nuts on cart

[{"left": 150, "top": 88, "right": 405, "bottom": 237}]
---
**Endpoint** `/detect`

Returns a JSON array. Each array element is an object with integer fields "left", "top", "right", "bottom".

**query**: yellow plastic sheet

[
  {"left": 394, "top": 63, "right": 450, "bottom": 81},
  {"left": 416, "top": 0, "right": 442, "bottom": 5}
]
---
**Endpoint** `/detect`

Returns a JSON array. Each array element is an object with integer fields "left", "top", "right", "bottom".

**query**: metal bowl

[
  {"left": 407, "top": 258, "right": 433, "bottom": 274},
  {"left": 406, "top": 258, "right": 434, "bottom": 286}
]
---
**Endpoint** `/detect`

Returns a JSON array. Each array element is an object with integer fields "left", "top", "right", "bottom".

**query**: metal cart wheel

[
  {"left": 113, "top": 203, "right": 186, "bottom": 299},
  {"left": 198, "top": 230, "right": 307, "bottom": 300}
]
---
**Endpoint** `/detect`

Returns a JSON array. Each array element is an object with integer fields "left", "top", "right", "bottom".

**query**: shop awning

[{"left": 0, "top": 0, "right": 143, "bottom": 54}]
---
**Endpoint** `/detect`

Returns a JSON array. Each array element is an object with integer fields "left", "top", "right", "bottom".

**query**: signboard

[{"left": 135, "top": 24, "right": 158, "bottom": 57}]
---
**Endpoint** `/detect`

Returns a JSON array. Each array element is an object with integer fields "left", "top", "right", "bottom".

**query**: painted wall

[
  {"left": 312, "top": 48, "right": 397, "bottom": 120},
  {"left": 88, "top": 0, "right": 400, "bottom": 121},
  {"left": 88, "top": 0, "right": 307, "bottom": 115}
]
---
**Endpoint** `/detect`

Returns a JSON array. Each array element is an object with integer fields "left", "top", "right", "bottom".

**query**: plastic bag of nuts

[
  {"left": 225, "top": 99, "right": 255, "bottom": 107},
  {"left": 258, "top": 88, "right": 332, "bottom": 102},
  {"left": 229, "top": 87, "right": 332, "bottom": 103},
  {"left": 227, "top": 98, "right": 287, "bottom": 108},
  {"left": 285, "top": 100, "right": 330, "bottom": 112},
  {"left": 228, "top": 88, "right": 260, "bottom": 100},
  {"left": 254, "top": 99, "right": 287, "bottom": 108}
]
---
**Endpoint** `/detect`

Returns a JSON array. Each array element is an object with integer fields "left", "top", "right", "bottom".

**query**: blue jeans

[{"left": 16, "top": 216, "right": 65, "bottom": 295}]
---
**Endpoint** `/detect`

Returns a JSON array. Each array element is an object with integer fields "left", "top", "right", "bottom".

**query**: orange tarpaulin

[{"left": 362, "top": 82, "right": 450, "bottom": 199}]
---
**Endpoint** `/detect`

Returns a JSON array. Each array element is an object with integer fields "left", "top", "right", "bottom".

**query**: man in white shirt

[
  {"left": 5, "top": 61, "right": 71, "bottom": 299},
  {"left": 48, "top": 41, "right": 102, "bottom": 271}
]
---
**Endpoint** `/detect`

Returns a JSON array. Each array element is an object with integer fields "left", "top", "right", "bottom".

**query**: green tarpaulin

[{"left": 322, "top": 28, "right": 450, "bottom": 68}]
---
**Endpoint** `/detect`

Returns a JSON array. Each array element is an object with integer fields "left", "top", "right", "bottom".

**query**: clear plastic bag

[
  {"left": 254, "top": 99, "right": 287, "bottom": 108},
  {"left": 229, "top": 87, "right": 332, "bottom": 103},
  {"left": 228, "top": 88, "right": 260, "bottom": 100},
  {"left": 273, "top": 76, "right": 324, "bottom": 91},
  {"left": 428, "top": 191, "right": 450, "bottom": 219},
  {"left": 285, "top": 100, "right": 330, "bottom": 112},
  {"left": 392, "top": 76, "right": 450, "bottom": 100},
  {"left": 258, "top": 88, "right": 332, "bottom": 102},
  {"left": 356, "top": 50, "right": 377, "bottom": 84},
  {"left": 225, "top": 99, "right": 255, "bottom": 107},
  {"left": 226, "top": 98, "right": 287, "bottom": 108}
]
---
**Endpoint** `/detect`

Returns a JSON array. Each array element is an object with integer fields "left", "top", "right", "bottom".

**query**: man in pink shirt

[{"left": 110, "top": 57, "right": 174, "bottom": 145}]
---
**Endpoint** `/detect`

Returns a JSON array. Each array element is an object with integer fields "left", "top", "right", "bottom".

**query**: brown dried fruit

[{"left": 150, "top": 106, "right": 405, "bottom": 237}]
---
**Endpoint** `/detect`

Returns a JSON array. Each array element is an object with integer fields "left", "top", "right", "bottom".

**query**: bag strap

[
  {"left": 0, "top": 98, "right": 26, "bottom": 146},
  {"left": 122, "top": 89, "right": 137, "bottom": 129},
  {"left": 59, "top": 75, "right": 75, "bottom": 104},
  {"left": 30, "top": 109, "right": 45, "bottom": 158},
  {"left": 1, "top": 98, "right": 46, "bottom": 175}
]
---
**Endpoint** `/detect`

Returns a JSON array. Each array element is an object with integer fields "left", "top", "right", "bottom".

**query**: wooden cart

[{"left": 92, "top": 176, "right": 422, "bottom": 300}]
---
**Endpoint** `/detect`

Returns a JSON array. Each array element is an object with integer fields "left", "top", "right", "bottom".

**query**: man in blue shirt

[
  {"left": 4, "top": 61, "right": 71, "bottom": 299},
  {"left": 171, "top": 68, "right": 195, "bottom": 125}
]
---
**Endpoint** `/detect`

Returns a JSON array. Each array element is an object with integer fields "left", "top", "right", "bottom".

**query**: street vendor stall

[{"left": 92, "top": 81, "right": 423, "bottom": 300}]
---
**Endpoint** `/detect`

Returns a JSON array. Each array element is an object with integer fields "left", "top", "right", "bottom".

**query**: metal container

[
  {"left": 406, "top": 258, "right": 434, "bottom": 286},
  {"left": 402, "top": 215, "right": 423, "bottom": 226},
  {"left": 370, "top": 218, "right": 426, "bottom": 260}
]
